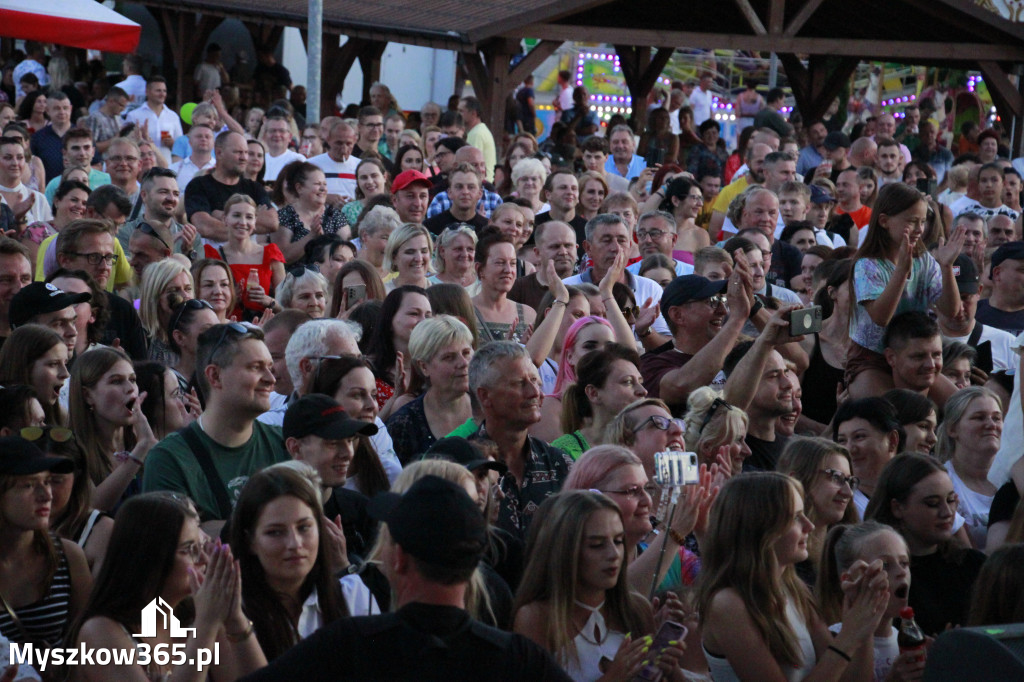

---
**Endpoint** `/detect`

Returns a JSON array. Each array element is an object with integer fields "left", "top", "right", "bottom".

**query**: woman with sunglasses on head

[
  {"left": 276, "top": 266, "right": 329, "bottom": 319},
  {"left": 0, "top": 435, "right": 92, "bottom": 650},
  {"left": 777, "top": 437, "right": 859, "bottom": 587},
  {"left": 44, "top": 431, "right": 115, "bottom": 573},
  {"left": 191, "top": 258, "right": 237, "bottom": 324},
  {"left": 681, "top": 386, "right": 751, "bottom": 480},
  {"left": 272, "top": 162, "right": 351, "bottom": 265},
  {"left": 0, "top": 384, "right": 46, "bottom": 435},
  {"left": 70, "top": 492, "right": 266, "bottom": 682},
  {"left": 168, "top": 298, "right": 221, "bottom": 400},
  {"left": 0, "top": 324, "right": 70, "bottom": 425},
  {"left": 205, "top": 194, "right": 286, "bottom": 322},
  {"left": 553, "top": 345, "right": 647, "bottom": 461},
  {"left": 139, "top": 258, "right": 195, "bottom": 366},
  {"left": 68, "top": 347, "right": 157, "bottom": 512}
]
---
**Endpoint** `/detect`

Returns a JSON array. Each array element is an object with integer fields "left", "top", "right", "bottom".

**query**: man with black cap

[
  {"left": 807, "top": 131, "right": 852, "bottom": 185},
  {"left": 284, "top": 393, "right": 379, "bottom": 562},
  {"left": 977, "top": 241, "right": 1024, "bottom": 336},
  {"left": 242, "top": 475, "right": 570, "bottom": 681},
  {"left": 9, "top": 282, "right": 90, "bottom": 358},
  {"left": 639, "top": 263, "right": 753, "bottom": 413},
  {"left": 938, "top": 253, "right": 1016, "bottom": 374}
]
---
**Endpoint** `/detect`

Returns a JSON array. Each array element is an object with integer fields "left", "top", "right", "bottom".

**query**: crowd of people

[{"left": 2, "top": 43, "right": 1024, "bottom": 681}]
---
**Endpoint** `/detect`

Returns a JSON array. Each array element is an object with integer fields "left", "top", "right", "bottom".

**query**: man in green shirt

[{"left": 142, "top": 323, "right": 287, "bottom": 534}]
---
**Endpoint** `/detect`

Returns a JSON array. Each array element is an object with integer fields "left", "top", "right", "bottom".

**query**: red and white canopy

[{"left": 0, "top": 0, "right": 140, "bottom": 53}]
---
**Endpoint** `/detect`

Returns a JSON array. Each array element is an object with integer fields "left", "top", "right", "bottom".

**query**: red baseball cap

[{"left": 391, "top": 169, "right": 432, "bottom": 193}]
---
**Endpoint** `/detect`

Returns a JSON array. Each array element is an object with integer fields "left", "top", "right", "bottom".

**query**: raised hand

[
  {"left": 322, "top": 514, "right": 349, "bottom": 573},
  {"left": 933, "top": 223, "right": 967, "bottom": 268}
]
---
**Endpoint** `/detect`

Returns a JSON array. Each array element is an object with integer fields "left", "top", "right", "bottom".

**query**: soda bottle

[
  {"left": 897, "top": 606, "right": 926, "bottom": 653},
  {"left": 244, "top": 268, "right": 260, "bottom": 306}
]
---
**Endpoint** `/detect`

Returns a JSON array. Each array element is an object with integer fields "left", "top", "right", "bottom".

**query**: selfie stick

[{"left": 649, "top": 499, "right": 678, "bottom": 600}]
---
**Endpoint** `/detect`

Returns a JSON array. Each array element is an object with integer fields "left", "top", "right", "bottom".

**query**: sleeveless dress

[
  {"left": 204, "top": 243, "right": 285, "bottom": 320},
  {"left": 0, "top": 534, "right": 72, "bottom": 646},
  {"left": 475, "top": 302, "right": 528, "bottom": 343},
  {"left": 563, "top": 601, "right": 627, "bottom": 682},
  {"left": 704, "top": 597, "right": 816, "bottom": 682}
]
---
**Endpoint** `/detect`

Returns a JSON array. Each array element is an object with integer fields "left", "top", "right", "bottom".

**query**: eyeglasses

[
  {"left": 821, "top": 468, "right": 860, "bottom": 491},
  {"left": 178, "top": 541, "right": 204, "bottom": 563},
  {"left": 701, "top": 294, "right": 728, "bottom": 310},
  {"left": 600, "top": 484, "right": 658, "bottom": 499},
  {"left": 635, "top": 414, "right": 685, "bottom": 433},
  {"left": 66, "top": 252, "right": 118, "bottom": 266},
  {"left": 288, "top": 263, "right": 320, "bottom": 279},
  {"left": 637, "top": 229, "right": 669, "bottom": 241},
  {"left": 170, "top": 386, "right": 187, "bottom": 402},
  {"left": 20, "top": 426, "right": 74, "bottom": 443},
  {"left": 361, "top": 122, "right": 384, "bottom": 129},
  {"left": 206, "top": 322, "right": 253, "bottom": 366},
  {"left": 698, "top": 397, "right": 733, "bottom": 434},
  {"left": 620, "top": 305, "right": 639, "bottom": 318},
  {"left": 170, "top": 299, "right": 214, "bottom": 335},
  {"left": 136, "top": 222, "right": 170, "bottom": 250}
]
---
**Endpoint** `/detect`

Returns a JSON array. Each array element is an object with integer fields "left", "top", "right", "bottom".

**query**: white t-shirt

[
  {"left": 115, "top": 75, "right": 147, "bottom": 110},
  {"left": 263, "top": 149, "right": 306, "bottom": 182},
  {"left": 562, "top": 269, "right": 670, "bottom": 335},
  {"left": 829, "top": 623, "right": 899, "bottom": 682},
  {"left": 0, "top": 183, "right": 52, "bottom": 224},
  {"left": 990, "top": 332, "right": 1023, "bottom": 489},
  {"left": 307, "top": 153, "right": 359, "bottom": 200},
  {"left": 943, "top": 323, "right": 1016, "bottom": 372},
  {"left": 949, "top": 198, "right": 1019, "bottom": 222},
  {"left": 945, "top": 460, "right": 994, "bottom": 551},
  {"left": 688, "top": 87, "right": 713, "bottom": 126}
]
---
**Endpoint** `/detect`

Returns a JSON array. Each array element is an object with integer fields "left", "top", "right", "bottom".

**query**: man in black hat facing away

[
  {"left": 638, "top": 261, "right": 753, "bottom": 413},
  {"left": 243, "top": 475, "right": 571, "bottom": 681}
]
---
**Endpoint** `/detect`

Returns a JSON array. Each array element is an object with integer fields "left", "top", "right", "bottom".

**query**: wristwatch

[{"left": 748, "top": 296, "right": 764, "bottom": 319}]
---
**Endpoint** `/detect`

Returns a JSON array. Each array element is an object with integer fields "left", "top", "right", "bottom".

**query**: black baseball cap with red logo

[{"left": 282, "top": 393, "right": 378, "bottom": 441}]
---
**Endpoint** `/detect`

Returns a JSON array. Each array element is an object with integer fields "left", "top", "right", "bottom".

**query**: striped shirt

[{"left": 0, "top": 534, "right": 72, "bottom": 646}]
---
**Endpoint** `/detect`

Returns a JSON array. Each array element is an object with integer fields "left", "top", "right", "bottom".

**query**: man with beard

[
  {"left": 185, "top": 131, "right": 278, "bottom": 242},
  {"left": 638, "top": 265, "right": 753, "bottom": 413},
  {"left": 118, "top": 168, "right": 197, "bottom": 257},
  {"left": 875, "top": 138, "right": 903, "bottom": 187},
  {"left": 722, "top": 306, "right": 800, "bottom": 471}
]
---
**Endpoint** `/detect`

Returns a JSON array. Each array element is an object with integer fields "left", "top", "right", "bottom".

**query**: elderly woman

[
  {"left": 385, "top": 315, "right": 474, "bottom": 465},
  {"left": 383, "top": 222, "right": 433, "bottom": 291},
  {"left": 427, "top": 223, "right": 479, "bottom": 294},
  {"left": 355, "top": 205, "right": 401, "bottom": 278},
  {"left": 139, "top": 258, "right": 195, "bottom": 365},
  {"left": 277, "top": 265, "right": 330, "bottom": 318},
  {"left": 511, "top": 157, "right": 549, "bottom": 214}
]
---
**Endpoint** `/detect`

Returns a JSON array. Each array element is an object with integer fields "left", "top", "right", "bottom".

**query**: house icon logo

[{"left": 134, "top": 597, "right": 197, "bottom": 638}]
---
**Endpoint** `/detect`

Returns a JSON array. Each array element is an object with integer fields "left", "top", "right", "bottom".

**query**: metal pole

[
  {"left": 307, "top": 0, "right": 322, "bottom": 124},
  {"left": 768, "top": 53, "right": 778, "bottom": 89}
]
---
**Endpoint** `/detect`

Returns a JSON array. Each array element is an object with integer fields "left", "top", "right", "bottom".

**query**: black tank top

[{"left": 801, "top": 334, "right": 845, "bottom": 424}]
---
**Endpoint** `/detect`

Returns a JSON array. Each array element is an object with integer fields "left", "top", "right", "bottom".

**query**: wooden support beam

[
  {"left": 977, "top": 61, "right": 1024, "bottom": 118},
  {"left": 783, "top": 0, "right": 825, "bottom": 36},
  {"left": 734, "top": 0, "right": 767, "bottom": 35},
  {"left": 768, "top": 0, "right": 786, "bottom": 35},
  {"left": 614, "top": 45, "right": 673, "bottom": 131},
  {"left": 508, "top": 40, "right": 563, "bottom": 86},
  {"left": 515, "top": 25, "right": 1024, "bottom": 63},
  {"left": 463, "top": 52, "right": 492, "bottom": 105},
  {"left": 357, "top": 41, "right": 387, "bottom": 106},
  {"left": 320, "top": 37, "right": 364, "bottom": 118},
  {"left": 779, "top": 54, "right": 858, "bottom": 122}
]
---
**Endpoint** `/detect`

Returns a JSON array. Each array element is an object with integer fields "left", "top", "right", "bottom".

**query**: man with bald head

[
  {"left": 987, "top": 214, "right": 1017, "bottom": 247},
  {"left": 185, "top": 130, "right": 278, "bottom": 242},
  {"left": 849, "top": 137, "right": 877, "bottom": 169},
  {"left": 308, "top": 120, "right": 360, "bottom": 204},
  {"left": 426, "top": 145, "right": 502, "bottom": 219},
  {"left": 873, "top": 113, "right": 912, "bottom": 164},
  {"left": 709, "top": 141, "right": 773, "bottom": 237}
]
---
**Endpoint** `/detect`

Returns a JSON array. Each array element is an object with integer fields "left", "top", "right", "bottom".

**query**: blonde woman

[
  {"left": 383, "top": 222, "right": 433, "bottom": 291},
  {"left": 682, "top": 386, "right": 751, "bottom": 478},
  {"left": 138, "top": 257, "right": 195, "bottom": 365},
  {"left": 427, "top": 224, "right": 479, "bottom": 294}
]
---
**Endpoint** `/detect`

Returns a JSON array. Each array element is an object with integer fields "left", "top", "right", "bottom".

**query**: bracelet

[
  {"left": 128, "top": 454, "right": 145, "bottom": 467},
  {"left": 552, "top": 299, "right": 569, "bottom": 306},
  {"left": 227, "top": 619, "right": 254, "bottom": 643},
  {"left": 827, "top": 645, "right": 851, "bottom": 662},
  {"left": 667, "top": 528, "right": 687, "bottom": 546},
  {"left": 602, "top": 296, "right": 615, "bottom": 303},
  {"left": 638, "top": 327, "right": 652, "bottom": 338}
]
